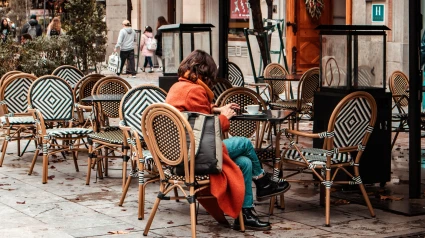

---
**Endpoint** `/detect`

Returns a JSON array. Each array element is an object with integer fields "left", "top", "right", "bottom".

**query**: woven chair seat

[
  {"left": 89, "top": 128, "right": 124, "bottom": 144},
  {"left": 1, "top": 116, "right": 35, "bottom": 125},
  {"left": 284, "top": 147, "right": 352, "bottom": 166},
  {"left": 46, "top": 127, "right": 93, "bottom": 137},
  {"left": 270, "top": 100, "right": 312, "bottom": 110}
]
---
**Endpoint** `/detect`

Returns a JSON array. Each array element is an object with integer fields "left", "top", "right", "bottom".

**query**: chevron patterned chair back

[
  {"left": 0, "top": 73, "right": 37, "bottom": 166},
  {"left": 281, "top": 91, "right": 377, "bottom": 226},
  {"left": 0, "top": 70, "right": 22, "bottom": 87},
  {"left": 212, "top": 78, "right": 232, "bottom": 103},
  {"left": 29, "top": 75, "right": 74, "bottom": 121},
  {"left": 263, "top": 63, "right": 289, "bottom": 101},
  {"left": 27, "top": 75, "right": 93, "bottom": 184},
  {"left": 228, "top": 62, "right": 245, "bottom": 87},
  {"left": 52, "top": 65, "right": 84, "bottom": 88},
  {"left": 118, "top": 85, "right": 167, "bottom": 220}
]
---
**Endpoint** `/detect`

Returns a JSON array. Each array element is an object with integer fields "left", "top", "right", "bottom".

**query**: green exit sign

[{"left": 372, "top": 4, "right": 385, "bottom": 22}]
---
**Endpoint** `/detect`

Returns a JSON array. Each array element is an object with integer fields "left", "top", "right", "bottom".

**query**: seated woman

[{"left": 166, "top": 49, "right": 290, "bottom": 230}]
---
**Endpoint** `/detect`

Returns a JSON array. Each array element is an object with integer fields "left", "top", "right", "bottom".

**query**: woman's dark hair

[
  {"left": 0, "top": 19, "right": 10, "bottom": 31},
  {"left": 156, "top": 16, "right": 169, "bottom": 30},
  {"left": 144, "top": 26, "right": 153, "bottom": 33},
  {"left": 178, "top": 50, "right": 218, "bottom": 87}
]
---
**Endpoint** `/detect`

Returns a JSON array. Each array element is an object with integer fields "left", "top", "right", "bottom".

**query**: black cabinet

[{"left": 313, "top": 89, "right": 392, "bottom": 185}]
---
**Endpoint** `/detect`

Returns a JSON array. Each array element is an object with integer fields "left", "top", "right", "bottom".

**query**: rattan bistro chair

[
  {"left": 0, "top": 71, "right": 22, "bottom": 87},
  {"left": 141, "top": 103, "right": 244, "bottom": 237},
  {"left": 388, "top": 71, "right": 410, "bottom": 149},
  {"left": 73, "top": 74, "right": 105, "bottom": 128},
  {"left": 27, "top": 76, "right": 93, "bottom": 184},
  {"left": 52, "top": 65, "right": 84, "bottom": 88},
  {"left": 263, "top": 63, "right": 289, "bottom": 102},
  {"left": 0, "top": 73, "right": 37, "bottom": 166},
  {"left": 281, "top": 91, "right": 377, "bottom": 226},
  {"left": 117, "top": 85, "right": 167, "bottom": 220},
  {"left": 86, "top": 76, "right": 131, "bottom": 186}
]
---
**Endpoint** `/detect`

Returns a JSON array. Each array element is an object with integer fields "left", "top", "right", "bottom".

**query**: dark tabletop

[
  {"left": 232, "top": 110, "right": 294, "bottom": 123},
  {"left": 81, "top": 94, "right": 124, "bottom": 103}
]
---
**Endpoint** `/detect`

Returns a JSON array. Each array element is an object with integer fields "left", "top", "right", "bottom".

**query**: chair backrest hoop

[
  {"left": 0, "top": 71, "right": 23, "bottom": 87},
  {"left": 28, "top": 75, "right": 74, "bottom": 120},
  {"left": 73, "top": 74, "right": 105, "bottom": 104},
  {"left": 298, "top": 67, "right": 320, "bottom": 107},
  {"left": 263, "top": 63, "right": 288, "bottom": 98},
  {"left": 0, "top": 73, "right": 37, "bottom": 114},
  {"left": 389, "top": 71, "right": 409, "bottom": 107},
  {"left": 326, "top": 91, "right": 377, "bottom": 153},
  {"left": 228, "top": 62, "right": 245, "bottom": 87},
  {"left": 52, "top": 65, "right": 84, "bottom": 87},
  {"left": 119, "top": 85, "right": 167, "bottom": 137},
  {"left": 216, "top": 87, "right": 267, "bottom": 138},
  {"left": 141, "top": 103, "right": 195, "bottom": 182},
  {"left": 94, "top": 76, "right": 132, "bottom": 118}
]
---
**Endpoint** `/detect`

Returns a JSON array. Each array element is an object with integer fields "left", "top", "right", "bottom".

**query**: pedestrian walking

[
  {"left": 0, "top": 18, "right": 10, "bottom": 43},
  {"left": 155, "top": 16, "right": 169, "bottom": 72},
  {"left": 46, "top": 17, "right": 65, "bottom": 38},
  {"left": 21, "top": 14, "right": 43, "bottom": 39},
  {"left": 114, "top": 19, "right": 137, "bottom": 77},
  {"left": 140, "top": 26, "right": 154, "bottom": 73}
]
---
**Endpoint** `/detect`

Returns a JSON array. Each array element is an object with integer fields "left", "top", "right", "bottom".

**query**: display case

[
  {"left": 158, "top": 23, "right": 214, "bottom": 76},
  {"left": 316, "top": 25, "right": 390, "bottom": 92}
]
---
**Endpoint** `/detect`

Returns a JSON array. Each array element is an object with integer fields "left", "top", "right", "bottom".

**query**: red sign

[{"left": 230, "top": 0, "right": 250, "bottom": 19}]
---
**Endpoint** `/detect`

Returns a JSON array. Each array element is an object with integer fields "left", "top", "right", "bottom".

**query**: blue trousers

[{"left": 223, "top": 136, "right": 264, "bottom": 208}]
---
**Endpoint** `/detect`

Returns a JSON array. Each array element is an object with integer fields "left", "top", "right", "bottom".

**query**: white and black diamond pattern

[
  {"left": 30, "top": 76, "right": 74, "bottom": 120},
  {"left": 122, "top": 86, "right": 166, "bottom": 137},
  {"left": 4, "top": 77, "right": 33, "bottom": 113},
  {"left": 212, "top": 81, "right": 232, "bottom": 103},
  {"left": 333, "top": 97, "right": 371, "bottom": 148},
  {"left": 228, "top": 62, "right": 244, "bottom": 87},
  {"left": 52, "top": 66, "right": 84, "bottom": 87}
]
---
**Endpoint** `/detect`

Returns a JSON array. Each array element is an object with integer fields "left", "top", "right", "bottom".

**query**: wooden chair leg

[
  {"left": 17, "top": 131, "right": 20, "bottom": 157},
  {"left": 359, "top": 183, "right": 376, "bottom": 218},
  {"left": 269, "top": 196, "right": 275, "bottom": 215},
  {"left": 72, "top": 151, "right": 79, "bottom": 172},
  {"left": 391, "top": 131, "right": 400, "bottom": 149},
  {"left": 28, "top": 148, "right": 39, "bottom": 175},
  {"left": 325, "top": 186, "right": 331, "bottom": 227},
  {"left": 138, "top": 183, "right": 145, "bottom": 220},
  {"left": 143, "top": 196, "right": 162, "bottom": 236},
  {"left": 174, "top": 187, "right": 179, "bottom": 202},
  {"left": 42, "top": 151, "right": 48, "bottom": 184},
  {"left": 86, "top": 157, "right": 92, "bottom": 185},
  {"left": 119, "top": 173, "right": 132, "bottom": 206},
  {"left": 122, "top": 160, "right": 127, "bottom": 189},
  {"left": 104, "top": 148, "right": 108, "bottom": 176},
  {"left": 0, "top": 139, "right": 8, "bottom": 167},
  {"left": 279, "top": 194, "right": 285, "bottom": 209},
  {"left": 190, "top": 200, "right": 197, "bottom": 238},
  {"left": 238, "top": 211, "right": 245, "bottom": 232}
]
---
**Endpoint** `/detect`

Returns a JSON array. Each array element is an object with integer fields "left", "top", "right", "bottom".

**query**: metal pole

[
  {"left": 408, "top": 0, "right": 422, "bottom": 198},
  {"left": 43, "top": 0, "right": 46, "bottom": 31}
]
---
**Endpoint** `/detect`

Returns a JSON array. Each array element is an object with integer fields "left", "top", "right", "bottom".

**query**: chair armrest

[
  {"left": 284, "top": 129, "right": 321, "bottom": 139},
  {"left": 119, "top": 121, "right": 132, "bottom": 132},
  {"left": 75, "top": 103, "right": 92, "bottom": 111}
]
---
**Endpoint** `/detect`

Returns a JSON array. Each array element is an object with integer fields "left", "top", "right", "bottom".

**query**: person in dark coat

[
  {"left": 21, "top": 14, "right": 43, "bottom": 38},
  {"left": 154, "top": 16, "right": 169, "bottom": 72}
]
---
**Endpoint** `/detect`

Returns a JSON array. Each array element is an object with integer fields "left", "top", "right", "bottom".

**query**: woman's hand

[
  {"left": 217, "top": 103, "right": 240, "bottom": 119},
  {"left": 212, "top": 103, "right": 240, "bottom": 114}
]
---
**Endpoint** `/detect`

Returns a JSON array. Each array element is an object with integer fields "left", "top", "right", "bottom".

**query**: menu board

[{"left": 230, "top": 0, "right": 250, "bottom": 19}]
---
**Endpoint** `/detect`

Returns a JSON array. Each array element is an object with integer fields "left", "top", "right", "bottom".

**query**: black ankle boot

[
  {"left": 254, "top": 174, "right": 291, "bottom": 201},
  {"left": 233, "top": 208, "right": 271, "bottom": 231}
]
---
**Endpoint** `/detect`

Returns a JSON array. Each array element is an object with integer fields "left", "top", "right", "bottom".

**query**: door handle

[{"left": 286, "top": 21, "right": 297, "bottom": 35}]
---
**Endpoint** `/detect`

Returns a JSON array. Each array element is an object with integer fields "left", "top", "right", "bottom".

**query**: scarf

[{"left": 183, "top": 71, "right": 214, "bottom": 102}]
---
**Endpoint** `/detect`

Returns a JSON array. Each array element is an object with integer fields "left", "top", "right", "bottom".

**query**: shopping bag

[{"left": 107, "top": 52, "right": 121, "bottom": 73}]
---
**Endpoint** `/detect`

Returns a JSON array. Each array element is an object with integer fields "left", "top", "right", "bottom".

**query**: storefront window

[{"left": 229, "top": 0, "right": 249, "bottom": 41}]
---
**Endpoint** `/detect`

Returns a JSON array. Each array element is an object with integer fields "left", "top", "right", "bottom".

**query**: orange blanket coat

[{"left": 165, "top": 77, "right": 244, "bottom": 222}]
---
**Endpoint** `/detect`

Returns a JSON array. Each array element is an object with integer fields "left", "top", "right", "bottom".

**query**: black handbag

[{"left": 174, "top": 112, "right": 223, "bottom": 175}]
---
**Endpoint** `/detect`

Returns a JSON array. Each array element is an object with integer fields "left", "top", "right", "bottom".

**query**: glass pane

[
  {"left": 193, "top": 32, "right": 210, "bottom": 55},
  {"left": 321, "top": 35, "right": 347, "bottom": 88},
  {"left": 182, "top": 33, "right": 192, "bottom": 59},
  {"left": 354, "top": 35, "right": 384, "bottom": 88},
  {"left": 163, "top": 32, "right": 179, "bottom": 74}
]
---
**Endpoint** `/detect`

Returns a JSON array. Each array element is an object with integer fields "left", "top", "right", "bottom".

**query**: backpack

[
  {"left": 146, "top": 37, "right": 157, "bottom": 51},
  {"left": 28, "top": 25, "right": 37, "bottom": 39}
]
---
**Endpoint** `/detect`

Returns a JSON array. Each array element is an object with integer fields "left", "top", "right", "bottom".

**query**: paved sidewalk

[{"left": 0, "top": 72, "right": 425, "bottom": 237}]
